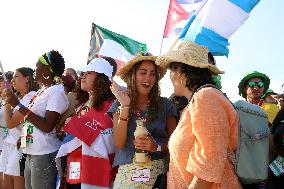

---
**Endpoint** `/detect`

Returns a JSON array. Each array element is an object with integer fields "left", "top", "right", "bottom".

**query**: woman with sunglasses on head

[
  {"left": 3, "top": 50, "right": 69, "bottom": 189},
  {"left": 109, "top": 52, "right": 177, "bottom": 189},
  {"left": 1, "top": 67, "right": 37, "bottom": 189},
  {"left": 156, "top": 41, "right": 241, "bottom": 189}
]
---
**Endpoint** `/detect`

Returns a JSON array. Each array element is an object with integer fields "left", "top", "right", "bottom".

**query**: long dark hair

[
  {"left": 75, "top": 73, "right": 114, "bottom": 111},
  {"left": 16, "top": 67, "right": 39, "bottom": 93},
  {"left": 124, "top": 60, "right": 161, "bottom": 120},
  {"left": 169, "top": 62, "right": 216, "bottom": 92}
]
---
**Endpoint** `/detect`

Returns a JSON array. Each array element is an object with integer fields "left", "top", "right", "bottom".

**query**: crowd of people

[{"left": 0, "top": 40, "right": 283, "bottom": 189}]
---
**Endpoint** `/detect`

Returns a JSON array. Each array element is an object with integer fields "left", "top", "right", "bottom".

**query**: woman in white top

[
  {"left": 4, "top": 50, "right": 69, "bottom": 189},
  {"left": 0, "top": 71, "right": 13, "bottom": 189},
  {"left": 2, "top": 67, "right": 37, "bottom": 189}
]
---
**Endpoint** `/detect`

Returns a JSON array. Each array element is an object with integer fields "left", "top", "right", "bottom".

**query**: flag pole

[
  {"left": 167, "top": 0, "right": 208, "bottom": 52},
  {"left": 159, "top": 0, "right": 172, "bottom": 55}
]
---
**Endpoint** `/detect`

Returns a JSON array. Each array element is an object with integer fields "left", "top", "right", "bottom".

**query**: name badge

[
  {"left": 69, "top": 162, "right": 81, "bottom": 180},
  {"left": 131, "top": 167, "right": 150, "bottom": 182},
  {"left": 269, "top": 156, "right": 284, "bottom": 177}
]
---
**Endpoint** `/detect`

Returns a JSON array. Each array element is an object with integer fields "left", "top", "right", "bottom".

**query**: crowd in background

[{"left": 0, "top": 41, "right": 283, "bottom": 189}]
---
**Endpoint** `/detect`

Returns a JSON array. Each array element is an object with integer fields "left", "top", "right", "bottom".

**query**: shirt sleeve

[
  {"left": 163, "top": 97, "right": 178, "bottom": 118},
  {"left": 46, "top": 85, "right": 69, "bottom": 114},
  {"left": 186, "top": 88, "right": 230, "bottom": 183}
]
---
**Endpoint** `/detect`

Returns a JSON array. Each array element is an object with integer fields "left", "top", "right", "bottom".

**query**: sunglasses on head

[{"left": 247, "top": 81, "right": 264, "bottom": 88}]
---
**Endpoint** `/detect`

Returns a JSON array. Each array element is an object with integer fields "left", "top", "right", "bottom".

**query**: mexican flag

[{"left": 88, "top": 23, "right": 147, "bottom": 69}]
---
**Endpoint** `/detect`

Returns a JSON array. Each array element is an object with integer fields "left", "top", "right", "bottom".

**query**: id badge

[
  {"left": 69, "top": 162, "right": 81, "bottom": 180},
  {"left": 20, "top": 125, "right": 27, "bottom": 148},
  {"left": 269, "top": 156, "right": 284, "bottom": 177},
  {"left": 131, "top": 167, "right": 150, "bottom": 182}
]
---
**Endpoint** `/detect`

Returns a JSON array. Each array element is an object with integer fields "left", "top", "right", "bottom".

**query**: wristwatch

[{"left": 156, "top": 145, "right": 162, "bottom": 152}]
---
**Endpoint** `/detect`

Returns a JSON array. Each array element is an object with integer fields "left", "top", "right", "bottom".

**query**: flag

[
  {"left": 163, "top": 0, "right": 203, "bottom": 38},
  {"left": 88, "top": 23, "right": 147, "bottom": 69},
  {"left": 180, "top": 0, "right": 261, "bottom": 56},
  {"left": 56, "top": 100, "right": 116, "bottom": 188}
]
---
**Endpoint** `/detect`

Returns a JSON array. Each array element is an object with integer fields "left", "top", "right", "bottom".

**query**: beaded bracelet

[{"left": 118, "top": 116, "right": 129, "bottom": 122}]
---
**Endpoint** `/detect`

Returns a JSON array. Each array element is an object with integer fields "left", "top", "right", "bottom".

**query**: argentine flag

[{"left": 180, "top": 0, "right": 261, "bottom": 56}]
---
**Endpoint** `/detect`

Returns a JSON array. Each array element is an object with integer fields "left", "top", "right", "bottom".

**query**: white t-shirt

[
  {"left": 23, "top": 84, "right": 69, "bottom": 155},
  {"left": 0, "top": 98, "right": 6, "bottom": 151},
  {"left": 5, "top": 91, "right": 36, "bottom": 145}
]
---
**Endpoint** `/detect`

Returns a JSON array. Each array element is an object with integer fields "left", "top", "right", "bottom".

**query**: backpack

[
  {"left": 233, "top": 100, "right": 270, "bottom": 184},
  {"left": 192, "top": 84, "right": 270, "bottom": 184}
]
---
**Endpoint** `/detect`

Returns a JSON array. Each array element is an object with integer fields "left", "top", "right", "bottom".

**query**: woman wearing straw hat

[
  {"left": 156, "top": 41, "right": 241, "bottom": 189},
  {"left": 109, "top": 52, "right": 177, "bottom": 188}
]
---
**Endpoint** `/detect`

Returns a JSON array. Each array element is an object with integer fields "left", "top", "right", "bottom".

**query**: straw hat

[
  {"left": 156, "top": 40, "right": 224, "bottom": 75},
  {"left": 118, "top": 52, "right": 167, "bottom": 83}
]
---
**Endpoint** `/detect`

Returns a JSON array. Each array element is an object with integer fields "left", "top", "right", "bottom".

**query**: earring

[{"left": 42, "top": 74, "right": 50, "bottom": 80}]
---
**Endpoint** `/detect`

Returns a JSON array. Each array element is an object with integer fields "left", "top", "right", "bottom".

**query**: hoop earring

[{"left": 42, "top": 74, "right": 50, "bottom": 80}]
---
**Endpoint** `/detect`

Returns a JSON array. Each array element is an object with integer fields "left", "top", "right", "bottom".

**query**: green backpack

[{"left": 232, "top": 100, "right": 270, "bottom": 184}]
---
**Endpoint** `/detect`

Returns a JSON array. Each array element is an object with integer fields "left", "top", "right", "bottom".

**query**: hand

[
  {"left": 110, "top": 81, "right": 130, "bottom": 106},
  {"left": 134, "top": 134, "right": 158, "bottom": 152},
  {"left": 2, "top": 89, "right": 19, "bottom": 108}
]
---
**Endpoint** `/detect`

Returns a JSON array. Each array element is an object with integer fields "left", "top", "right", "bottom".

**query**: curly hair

[
  {"left": 169, "top": 62, "right": 216, "bottom": 92},
  {"left": 124, "top": 61, "right": 161, "bottom": 121},
  {"left": 42, "top": 50, "right": 65, "bottom": 77},
  {"left": 16, "top": 67, "right": 39, "bottom": 92},
  {"left": 75, "top": 73, "right": 114, "bottom": 111}
]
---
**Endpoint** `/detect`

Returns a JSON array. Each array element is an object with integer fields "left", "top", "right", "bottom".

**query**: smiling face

[
  {"left": 80, "top": 71, "right": 97, "bottom": 92},
  {"left": 35, "top": 62, "right": 52, "bottom": 84},
  {"left": 135, "top": 60, "right": 157, "bottom": 96},
  {"left": 12, "top": 70, "right": 29, "bottom": 93}
]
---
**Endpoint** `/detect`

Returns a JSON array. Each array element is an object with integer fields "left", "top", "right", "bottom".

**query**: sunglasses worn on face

[{"left": 248, "top": 81, "right": 264, "bottom": 88}]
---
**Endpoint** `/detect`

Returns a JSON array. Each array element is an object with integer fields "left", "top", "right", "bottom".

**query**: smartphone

[{"left": 5, "top": 80, "right": 10, "bottom": 90}]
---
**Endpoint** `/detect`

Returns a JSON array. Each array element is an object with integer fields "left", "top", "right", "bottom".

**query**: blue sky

[{"left": 0, "top": 0, "right": 282, "bottom": 101}]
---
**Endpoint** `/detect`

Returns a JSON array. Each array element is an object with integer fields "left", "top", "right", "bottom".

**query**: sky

[{"left": 0, "top": 0, "right": 283, "bottom": 101}]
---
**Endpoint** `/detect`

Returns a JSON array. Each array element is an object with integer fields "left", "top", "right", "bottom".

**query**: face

[
  {"left": 264, "top": 94, "right": 277, "bottom": 104},
  {"left": 169, "top": 64, "right": 186, "bottom": 96},
  {"left": 135, "top": 60, "right": 157, "bottom": 96},
  {"left": 35, "top": 62, "right": 51, "bottom": 83},
  {"left": 63, "top": 68, "right": 77, "bottom": 80},
  {"left": 80, "top": 71, "right": 97, "bottom": 92},
  {"left": 0, "top": 78, "right": 4, "bottom": 94},
  {"left": 12, "top": 70, "right": 29, "bottom": 92},
  {"left": 244, "top": 77, "right": 265, "bottom": 100}
]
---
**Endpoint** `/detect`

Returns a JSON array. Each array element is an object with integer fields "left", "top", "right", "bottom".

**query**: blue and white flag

[{"left": 180, "top": 0, "right": 261, "bottom": 56}]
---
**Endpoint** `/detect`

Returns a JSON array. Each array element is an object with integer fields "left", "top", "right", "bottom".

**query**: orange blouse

[{"left": 168, "top": 88, "right": 242, "bottom": 189}]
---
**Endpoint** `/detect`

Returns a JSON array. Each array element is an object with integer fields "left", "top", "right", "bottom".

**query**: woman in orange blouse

[{"left": 156, "top": 41, "right": 242, "bottom": 189}]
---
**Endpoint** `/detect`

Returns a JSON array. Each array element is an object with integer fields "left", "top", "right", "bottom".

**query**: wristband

[{"left": 15, "top": 102, "right": 24, "bottom": 111}]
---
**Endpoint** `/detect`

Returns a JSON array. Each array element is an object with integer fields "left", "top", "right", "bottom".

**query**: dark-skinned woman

[{"left": 3, "top": 50, "right": 69, "bottom": 189}]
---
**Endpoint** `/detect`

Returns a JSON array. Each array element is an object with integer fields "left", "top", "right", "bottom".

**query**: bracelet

[
  {"left": 118, "top": 116, "right": 129, "bottom": 122},
  {"left": 15, "top": 102, "right": 24, "bottom": 111},
  {"left": 120, "top": 105, "right": 130, "bottom": 109}
]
